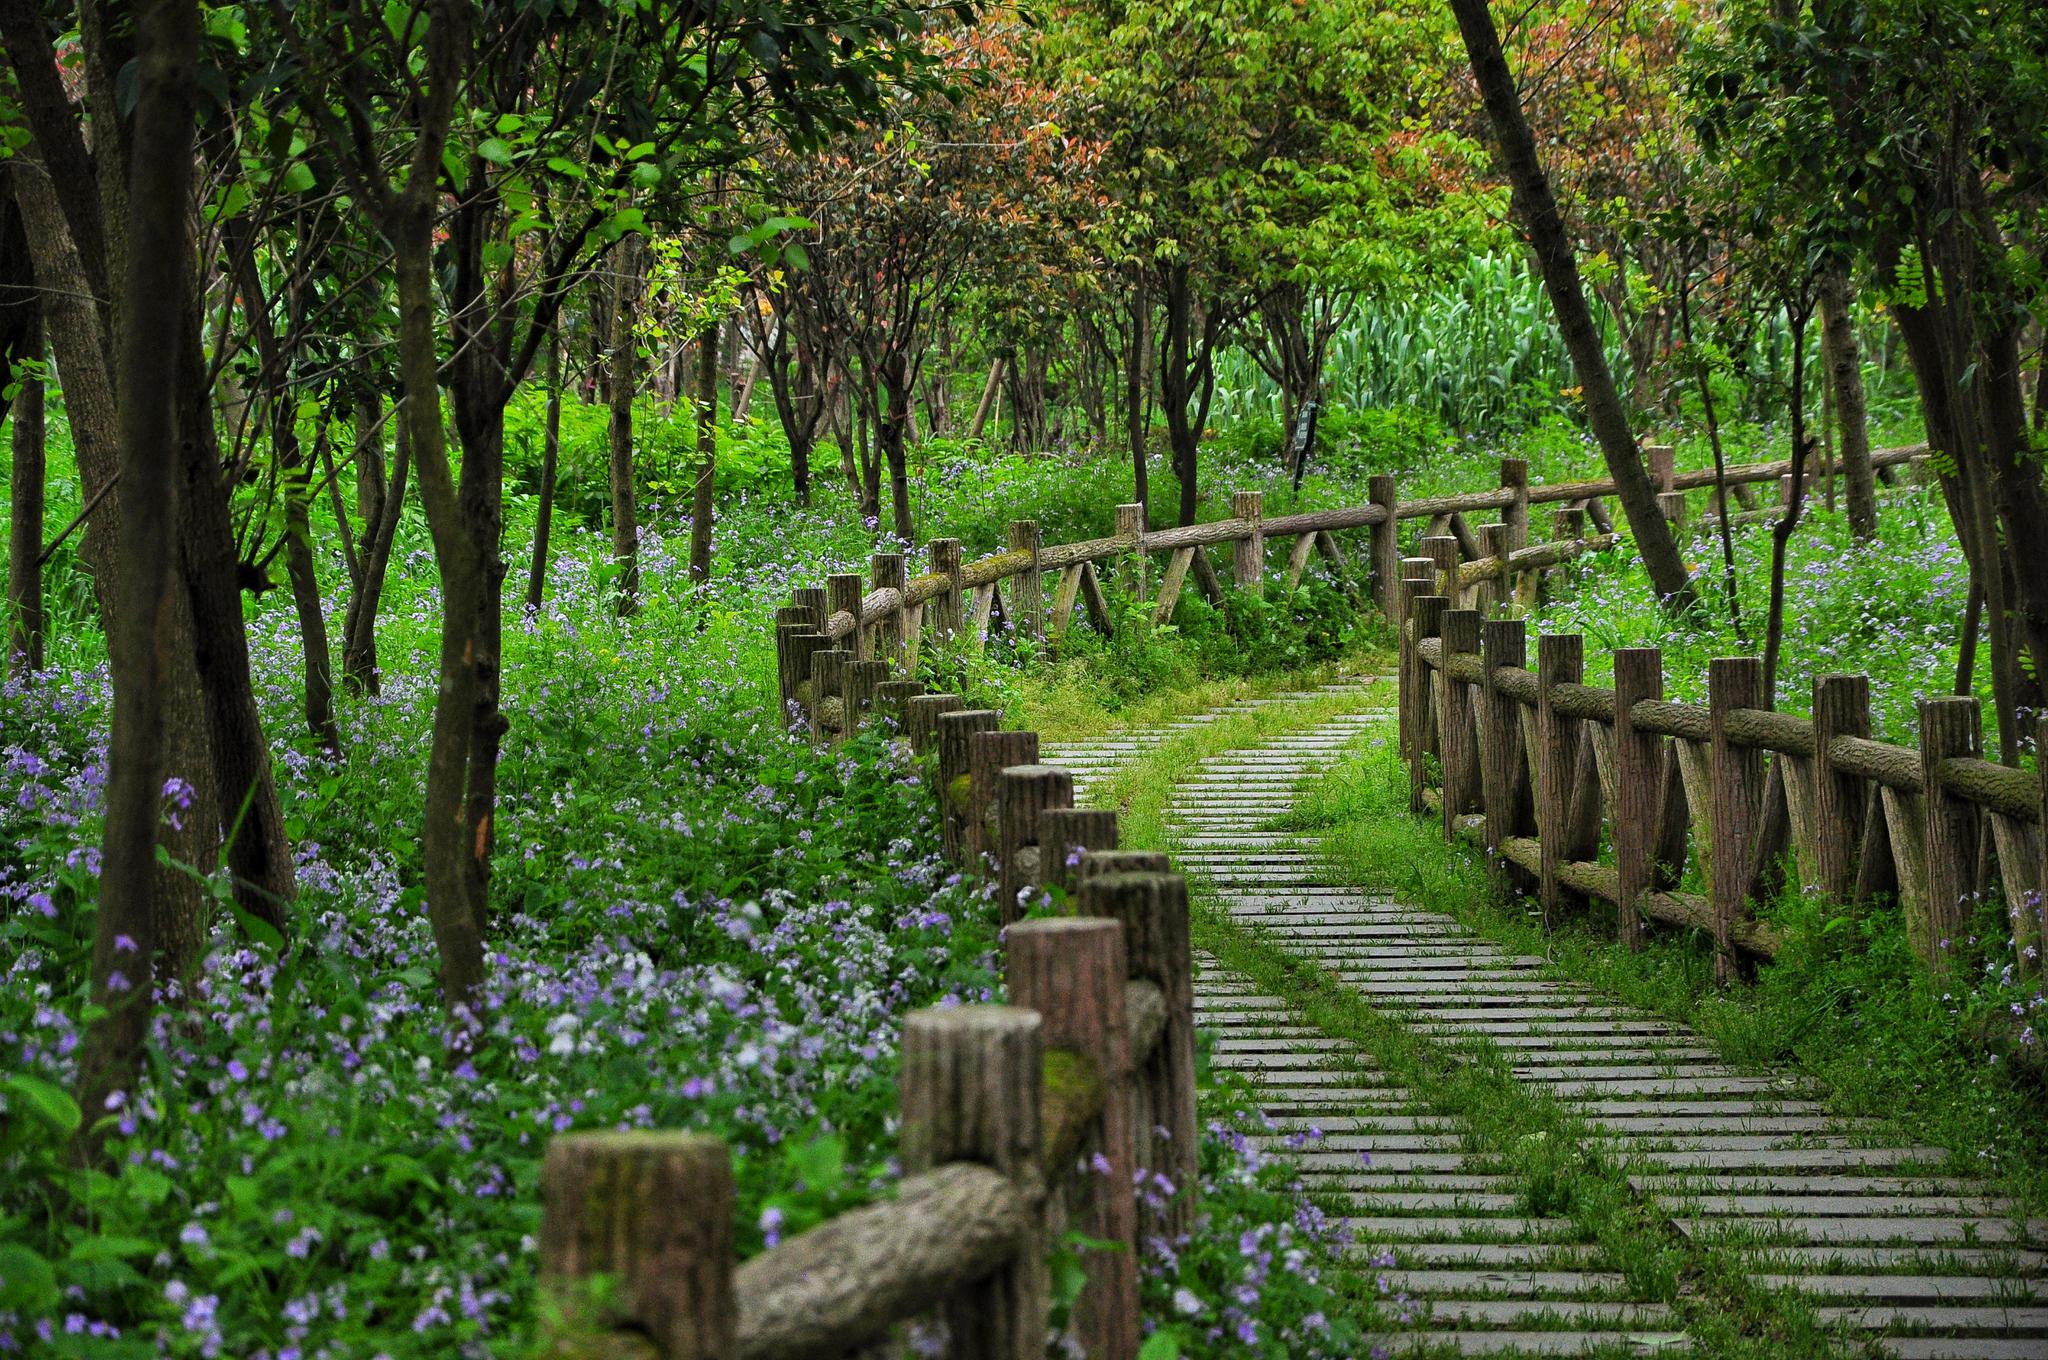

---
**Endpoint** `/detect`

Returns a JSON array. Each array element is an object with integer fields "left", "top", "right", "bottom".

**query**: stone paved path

[{"left": 1043, "top": 684, "right": 2048, "bottom": 1359}]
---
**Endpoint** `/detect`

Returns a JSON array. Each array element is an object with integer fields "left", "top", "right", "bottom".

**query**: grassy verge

[{"left": 1283, "top": 724, "right": 2048, "bottom": 1220}]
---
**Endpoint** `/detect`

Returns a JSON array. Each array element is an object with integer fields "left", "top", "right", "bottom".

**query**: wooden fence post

[
  {"left": 1476, "top": 523, "right": 1510, "bottom": 617},
  {"left": 1708, "top": 657, "right": 1765, "bottom": 983},
  {"left": 1919, "top": 696, "right": 1983, "bottom": 975},
  {"left": 1008, "top": 521, "right": 1044, "bottom": 641},
  {"left": 1406, "top": 594, "right": 1448, "bottom": 815},
  {"left": 876, "top": 679, "right": 924, "bottom": 733},
  {"left": 539, "top": 1132, "right": 735, "bottom": 1359},
  {"left": 1659, "top": 491, "right": 1688, "bottom": 529},
  {"left": 971, "top": 730, "right": 1040, "bottom": 870},
  {"left": 899, "top": 1006, "right": 1046, "bottom": 1360},
  {"left": 908, "top": 693, "right": 964, "bottom": 757},
  {"left": 1439, "top": 610, "right": 1482, "bottom": 843},
  {"left": 1479, "top": 619, "right": 1529, "bottom": 887},
  {"left": 1499, "top": 457, "right": 1529, "bottom": 550},
  {"left": 1611, "top": 647, "right": 1663, "bottom": 950},
  {"left": 1535, "top": 633, "right": 1586, "bottom": 927},
  {"left": 1041, "top": 808, "right": 1120, "bottom": 901},
  {"left": 1647, "top": 443, "right": 1675, "bottom": 494},
  {"left": 1421, "top": 534, "right": 1461, "bottom": 609},
  {"left": 930, "top": 539, "right": 964, "bottom": 644},
  {"left": 1551, "top": 507, "right": 1583, "bottom": 542},
  {"left": 1076, "top": 850, "right": 1171, "bottom": 880},
  {"left": 827, "top": 573, "right": 866, "bottom": 661},
  {"left": 778, "top": 630, "right": 827, "bottom": 732},
  {"left": 938, "top": 710, "right": 1001, "bottom": 861},
  {"left": 1808, "top": 673, "right": 1869, "bottom": 902},
  {"left": 872, "top": 552, "right": 908, "bottom": 668},
  {"left": 844, "top": 658, "right": 889, "bottom": 734},
  {"left": 1006, "top": 918, "right": 1138, "bottom": 1360},
  {"left": 809, "top": 649, "right": 851, "bottom": 748},
  {"left": 1397, "top": 559, "right": 1435, "bottom": 762},
  {"left": 999, "top": 764, "right": 1074, "bottom": 924},
  {"left": 1115, "top": 503, "right": 1147, "bottom": 600},
  {"left": 792, "top": 586, "right": 828, "bottom": 632},
  {"left": 1368, "top": 474, "right": 1399, "bottom": 620},
  {"left": 1232, "top": 490, "right": 1264, "bottom": 590},
  {"left": 1076, "top": 872, "right": 1195, "bottom": 1245}
]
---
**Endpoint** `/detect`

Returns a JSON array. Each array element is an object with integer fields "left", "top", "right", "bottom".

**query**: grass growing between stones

[{"left": 1280, "top": 718, "right": 2048, "bottom": 1221}]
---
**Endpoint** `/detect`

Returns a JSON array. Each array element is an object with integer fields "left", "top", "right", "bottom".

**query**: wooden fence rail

[{"left": 1400, "top": 597, "right": 2046, "bottom": 987}]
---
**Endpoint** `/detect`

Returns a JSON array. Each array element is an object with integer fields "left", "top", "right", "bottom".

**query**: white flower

[{"left": 1172, "top": 1287, "right": 1203, "bottom": 1317}]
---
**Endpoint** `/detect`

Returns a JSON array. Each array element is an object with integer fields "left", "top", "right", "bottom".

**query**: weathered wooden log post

[
  {"left": 1658, "top": 491, "right": 1688, "bottom": 529},
  {"left": 1368, "top": 474, "right": 1400, "bottom": 620},
  {"left": 844, "top": 658, "right": 889, "bottom": 734},
  {"left": 1581, "top": 495, "right": 1614, "bottom": 533},
  {"left": 827, "top": 573, "right": 866, "bottom": 660},
  {"left": 1077, "top": 851, "right": 1172, "bottom": 883},
  {"left": 929, "top": 538, "right": 965, "bottom": 644},
  {"left": 1076, "top": 872, "right": 1196, "bottom": 1246},
  {"left": 1479, "top": 619, "right": 1528, "bottom": 887},
  {"left": 792, "top": 586, "right": 828, "bottom": 631},
  {"left": 1006, "top": 918, "right": 1138, "bottom": 1360},
  {"left": 2030, "top": 715, "right": 2048, "bottom": 974},
  {"left": 774, "top": 606, "right": 811, "bottom": 720},
  {"left": 1476, "top": 523, "right": 1511, "bottom": 617},
  {"left": 875, "top": 679, "right": 924, "bottom": 733},
  {"left": 1919, "top": 696, "right": 1983, "bottom": 974},
  {"left": 998, "top": 764, "right": 1074, "bottom": 925},
  {"left": 1611, "top": 647, "right": 1663, "bottom": 950},
  {"left": 1397, "top": 559, "right": 1435, "bottom": 762},
  {"left": 938, "top": 710, "right": 1001, "bottom": 861},
  {"left": 539, "top": 1131, "right": 735, "bottom": 1359},
  {"left": 778, "top": 630, "right": 828, "bottom": 732},
  {"left": 1535, "top": 633, "right": 1586, "bottom": 925},
  {"left": 908, "top": 693, "right": 965, "bottom": 758},
  {"left": 1406, "top": 594, "right": 1448, "bottom": 815},
  {"left": 872, "top": 552, "right": 908, "bottom": 668},
  {"left": 1647, "top": 443, "right": 1675, "bottom": 494},
  {"left": 1041, "top": 808, "right": 1120, "bottom": 900},
  {"left": 1115, "top": 503, "right": 1147, "bottom": 600},
  {"left": 971, "top": 730, "right": 1040, "bottom": 870},
  {"left": 1008, "top": 521, "right": 1044, "bottom": 642},
  {"left": 1422, "top": 534, "right": 1461, "bottom": 609},
  {"left": 1708, "top": 657, "right": 1766, "bottom": 983},
  {"left": 809, "top": 649, "right": 851, "bottom": 748},
  {"left": 1810, "top": 673, "right": 1870, "bottom": 903},
  {"left": 1499, "top": 457, "right": 1529, "bottom": 551},
  {"left": 1232, "top": 491, "right": 1264, "bottom": 591},
  {"left": 1551, "top": 506, "right": 1583, "bottom": 541},
  {"left": 899, "top": 1006, "right": 1047, "bottom": 1360},
  {"left": 1438, "top": 610, "right": 1483, "bottom": 844}
]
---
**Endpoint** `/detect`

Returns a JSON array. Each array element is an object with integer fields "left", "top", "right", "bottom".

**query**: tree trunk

[
  {"left": 1447, "top": 0, "right": 1696, "bottom": 610},
  {"left": 607, "top": 237, "right": 641, "bottom": 616},
  {"left": 689, "top": 321, "right": 718, "bottom": 582},
  {"left": 1819, "top": 269, "right": 1876, "bottom": 537},
  {"left": 7, "top": 312, "right": 42, "bottom": 675},
  {"left": 344, "top": 404, "right": 407, "bottom": 689},
  {"left": 355, "top": 389, "right": 385, "bottom": 524},
  {"left": 881, "top": 355, "right": 914, "bottom": 543},
  {"left": 526, "top": 331, "right": 562, "bottom": 611},
  {"left": 1762, "top": 312, "right": 1811, "bottom": 699},
  {"left": 79, "top": 0, "right": 198, "bottom": 1151},
  {"left": 968, "top": 354, "right": 1005, "bottom": 441},
  {"left": 1125, "top": 280, "right": 1150, "bottom": 512},
  {"left": 277, "top": 399, "right": 342, "bottom": 752}
]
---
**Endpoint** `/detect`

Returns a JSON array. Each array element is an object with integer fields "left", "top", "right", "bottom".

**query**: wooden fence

[
  {"left": 529, "top": 437, "right": 1948, "bottom": 1358},
  {"left": 1399, "top": 578, "right": 2045, "bottom": 986}
]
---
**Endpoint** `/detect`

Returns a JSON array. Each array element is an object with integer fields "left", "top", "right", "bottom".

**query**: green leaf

[
  {"left": 282, "top": 162, "right": 316, "bottom": 193},
  {"left": 0, "top": 1243, "right": 57, "bottom": 1311},
  {"left": 478, "top": 137, "right": 515, "bottom": 167},
  {"left": 5, "top": 1073, "right": 82, "bottom": 1134},
  {"left": 69, "top": 1235, "right": 156, "bottom": 1263},
  {"left": 545, "top": 156, "right": 587, "bottom": 181},
  {"left": 630, "top": 161, "right": 662, "bottom": 188},
  {"left": 1138, "top": 1327, "right": 1182, "bottom": 1360}
]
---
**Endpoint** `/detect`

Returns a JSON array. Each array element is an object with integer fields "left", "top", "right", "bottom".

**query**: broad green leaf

[
  {"left": 479, "top": 137, "right": 515, "bottom": 166},
  {"left": 5, "top": 1073, "right": 81, "bottom": 1134}
]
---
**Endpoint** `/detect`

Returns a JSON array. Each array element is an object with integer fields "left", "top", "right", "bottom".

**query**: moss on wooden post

[
  {"left": 938, "top": 710, "right": 1001, "bottom": 862},
  {"left": 908, "top": 693, "right": 964, "bottom": 758},
  {"left": 539, "top": 1131, "right": 734, "bottom": 1360}
]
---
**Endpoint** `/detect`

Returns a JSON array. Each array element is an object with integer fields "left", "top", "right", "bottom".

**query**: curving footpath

[{"left": 1043, "top": 684, "right": 2047, "bottom": 1359}]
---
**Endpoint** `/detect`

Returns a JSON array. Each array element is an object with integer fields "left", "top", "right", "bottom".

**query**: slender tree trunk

[
  {"left": 79, "top": 0, "right": 198, "bottom": 1151},
  {"left": 689, "top": 321, "right": 718, "bottom": 582},
  {"left": 1447, "top": 0, "right": 1696, "bottom": 610},
  {"left": 1762, "top": 311, "right": 1811, "bottom": 699},
  {"left": 1679, "top": 277, "right": 1743, "bottom": 641},
  {"left": 277, "top": 401, "right": 342, "bottom": 752},
  {"left": 1125, "top": 280, "right": 1150, "bottom": 512},
  {"left": 1819, "top": 269, "right": 1876, "bottom": 537},
  {"left": 1955, "top": 580, "right": 1982, "bottom": 695},
  {"left": 607, "top": 237, "right": 641, "bottom": 616},
  {"left": 526, "top": 331, "right": 562, "bottom": 611},
  {"left": 355, "top": 389, "right": 385, "bottom": 523},
  {"left": 882, "top": 355, "right": 914, "bottom": 543},
  {"left": 344, "top": 408, "right": 407, "bottom": 689},
  {"left": 7, "top": 312, "right": 42, "bottom": 674},
  {"left": 968, "top": 354, "right": 1005, "bottom": 441}
]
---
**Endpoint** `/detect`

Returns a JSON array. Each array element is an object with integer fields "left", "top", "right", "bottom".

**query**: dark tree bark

[
  {"left": 79, "top": 0, "right": 199, "bottom": 1149},
  {"left": 1818, "top": 269, "right": 1876, "bottom": 537},
  {"left": 276, "top": 398, "right": 341, "bottom": 753},
  {"left": 1448, "top": 0, "right": 1697, "bottom": 610},
  {"left": 877, "top": 350, "right": 915, "bottom": 542},
  {"left": 968, "top": 354, "right": 1005, "bottom": 441},
  {"left": 607, "top": 236, "right": 641, "bottom": 615},
  {"left": 1155, "top": 262, "right": 1225, "bottom": 527},
  {"left": 689, "top": 322, "right": 718, "bottom": 581},
  {"left": 344, "top": 399, "right": 408, "bottom": 689},
  {"left": 526, "top": 331, "right": 562, "bottom": 611},
  {"left": 7, "top": 313, "right": 41, "bottom": 675},
  {"left": 1124, "top": 278, "right": 1150, "bottom": 513},
  {"left": 1762, "top": 311, "right": 1812, "bottom": 699}
]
